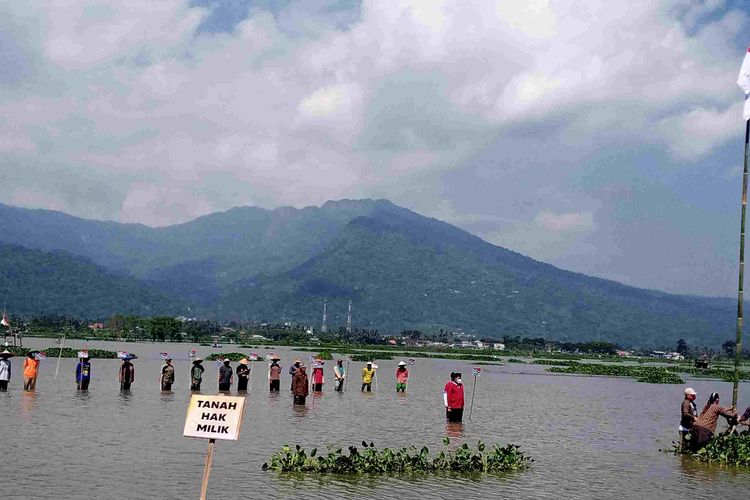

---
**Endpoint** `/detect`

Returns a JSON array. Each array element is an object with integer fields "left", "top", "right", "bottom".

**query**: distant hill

[
  {"left": 0, "top": 244, "right": 184, "bottom": 318},
  {"left": 0, "top": 200, "right": 740, "bottom": 347}
]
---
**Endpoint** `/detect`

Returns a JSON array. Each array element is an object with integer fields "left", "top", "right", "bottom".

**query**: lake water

[{"left": 2, "top": 339, "right": 750, "bottom": 499}]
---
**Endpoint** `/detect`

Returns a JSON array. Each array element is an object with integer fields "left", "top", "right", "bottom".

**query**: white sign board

[
  {"left": 472, "top": 367, "right": 481, "bottom": 376},
  {"left": 183, "top": 395, "right": 246, "bottom": 441}
]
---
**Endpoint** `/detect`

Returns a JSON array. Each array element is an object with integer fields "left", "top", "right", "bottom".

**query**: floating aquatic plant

[
  {"left": 262, "top": 438, "right": 532, "bottom": 474},
  {"left": 547, "top": 364, "right": 684, "bottom": 384}
]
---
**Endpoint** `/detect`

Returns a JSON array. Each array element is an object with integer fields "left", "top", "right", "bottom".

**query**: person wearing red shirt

[{"left": 443, "top": 372, "right": 465, "bottom": 422}]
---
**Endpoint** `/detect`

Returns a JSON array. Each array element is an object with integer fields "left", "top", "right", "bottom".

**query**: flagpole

[{"left": 734, "top": 119, "right": 750, "bottom": 408}]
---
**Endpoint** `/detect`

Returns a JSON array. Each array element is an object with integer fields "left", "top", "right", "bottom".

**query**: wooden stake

[
  {"left": 734, "top": 119, "right": 750, "bottom": 408},
  {"left": 200, "top": 438, "right": 216, "bottom": 500}
]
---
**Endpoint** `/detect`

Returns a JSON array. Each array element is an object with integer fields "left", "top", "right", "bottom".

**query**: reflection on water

[
  {"left": 160, "top": 391, "right": 175, "bottom": 403},
  {"left": 20, "top": 390, "right": 37, "bottom": 420},
  {"left": 2, "top": 339, "right": 750, "bottom": 498},
  {"left": 444, "top": 422, "right": 464, "bottom": 439},
  {"left": 292, "top": 403, "right": 309, "bottom": 419}
]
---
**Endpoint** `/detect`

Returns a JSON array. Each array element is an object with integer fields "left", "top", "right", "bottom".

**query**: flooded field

[{"left": 2, "top": 339, "right": 750, "bottom": 499}]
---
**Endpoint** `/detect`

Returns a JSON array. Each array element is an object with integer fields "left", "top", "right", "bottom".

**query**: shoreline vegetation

[{"left": 262, "top": 439, "right": 532, "bottom": 474}]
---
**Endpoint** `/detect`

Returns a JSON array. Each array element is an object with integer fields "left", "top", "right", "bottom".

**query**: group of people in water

[
  {"left": 679, "top": 387, "right": 750, "bottom": 450},
  {"left": 0, "top": 349, "right": 468, "bottom": 422}
]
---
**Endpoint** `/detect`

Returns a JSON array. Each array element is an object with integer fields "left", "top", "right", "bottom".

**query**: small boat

[{"left": 211, "top": 342, "right": 223, "bottom": 349}]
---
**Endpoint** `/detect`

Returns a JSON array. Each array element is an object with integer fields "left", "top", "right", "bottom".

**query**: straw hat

[
  {"left": 0, "top": 349, "right": 13, "bottom": 358},
  {"left": 684, "top": 387, "right": 696, "bottom": 396},
  {"left": 270, "top": 354, "right": 281, "bottom": 361},
  {"left": 293, "top": 358, "right": 302, "bottom": 364},
  {"left": 239, "top": 358, "right": 249, "bottom": 365},
  {"left": 193, "top": 358, "right": 203, "bottom": 363},
  {"left": 398, "top": 361, "right": 407, "bottom": 366}
]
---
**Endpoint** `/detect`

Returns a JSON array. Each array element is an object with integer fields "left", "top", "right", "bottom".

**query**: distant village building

[
  {"left": 88, "top": 323, "right": 105, "bottom": 330},
  {"left": 493, "top": 343, "right": 506, "bottom": 351}
]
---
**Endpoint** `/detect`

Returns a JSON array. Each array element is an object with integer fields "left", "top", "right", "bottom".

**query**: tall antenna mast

[
  {"left": 346, "top": 300, "right": 352, "bottom": 333},
  {"left": 321, "top": 299, "right": 328, "bottom": 333}
]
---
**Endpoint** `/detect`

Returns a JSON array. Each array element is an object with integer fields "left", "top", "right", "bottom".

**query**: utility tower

[
  {"left": 346, "top": 300, "right": 352, "bottom": 333},
  {"left": 321, "top": 299, "right": 328, "bottom": 333}
]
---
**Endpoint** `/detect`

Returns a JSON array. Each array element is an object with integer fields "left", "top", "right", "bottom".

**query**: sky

[{"left": 1, "top": 0, "right": 749, "bottom": 297}]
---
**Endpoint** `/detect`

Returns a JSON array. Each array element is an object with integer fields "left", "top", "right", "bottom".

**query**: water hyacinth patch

[
  {"left": 205, "top": 352, "right": 264, "bottom": 361},
  {"left": 692, "top": 433, "right": 750, "bottom": 466},
  {"left": 6, "top": 347, "right": 125, "bottom": 359},
  {"left": 262, "top": 438, "right": 532, "bottom": 474},
  {"left": 663, "top": 433, "right": 750, "bottom": 467},
  {"left": 547, "top": 364, "right": 684, "bottom": 384}
]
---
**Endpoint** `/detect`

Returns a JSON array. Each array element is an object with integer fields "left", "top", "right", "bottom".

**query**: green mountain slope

[
  {"left": 0, "top": 244, "right": 185, "bottom": 318},
  {"left": 0, "top": 200, "right": 395, "bottom": 301},
  {"left": 220, "top": 212, "right": 735, "bottom": 348}
]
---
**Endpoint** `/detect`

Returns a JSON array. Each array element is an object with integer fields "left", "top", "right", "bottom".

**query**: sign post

[
  {"left": 184, "top": 394, "right": 246, "bottom": 500},
  {"left": 469, "top": 367, "right": 480, "bottom": 420}
]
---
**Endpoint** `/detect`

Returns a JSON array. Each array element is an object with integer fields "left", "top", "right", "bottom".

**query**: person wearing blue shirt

[{"left": 76, "top": 357, "right": 91, "bottom": 390}]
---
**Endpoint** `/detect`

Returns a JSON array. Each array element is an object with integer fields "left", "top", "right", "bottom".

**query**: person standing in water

[
  {"left": 160, "top": 358, "right": 175, "bottom": 391},
  {"left": 23, "top": 352, "right": 39, "bottom": 391},
  {"left": 236, "top": 358, "right": 250, "bottom": 392},
  {"left": 333, "top": 359, "right": 346, "bottom": 392},
  {"left": 289, "top": 359, "right": 301, "bottom": 391},
  {"left": 312, "top": 360, "right": 324, "bottom": 392},
  {"left": 679, "top": 387, "right": 698, "bottom": 448},
  {"left": 0, "top": 349, "right": 13, "bottom": 391},
  {"left": 292, "top": 364, "right": 309, "bottom": 405},
  {"left": 690, "top": 392, "right": 736, "bottom": 450},
  {"left": 119, "top": 356, "right": 135, "bottom": 391},
  {"left": 218, "top": 359, "right": 233, "bottom": 392},
  {"left": 395, "top": 361, "right": 409, "bottom": 393},
  {"left": 361, "top": 362, "right": 375, "bottom": 392},
  {"left": 191, "top": 358, "right": 205, "bottom": 391},
  {"left": 444, "top": 372, "right": 465, "bottom": 422},
  {"left": 268, "top": 357, "right": 281, "bottom": 392},
  {"left": 76, "top": 357, "right": 91, "bottom": 391}
]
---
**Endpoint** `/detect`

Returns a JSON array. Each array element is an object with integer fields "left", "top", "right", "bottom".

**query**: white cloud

[
  {"left": 0, "top": 0, "right": 746, "bottom": 229},
  {"left": 534, "top": 211, "right": 595, "bottom": 232}
]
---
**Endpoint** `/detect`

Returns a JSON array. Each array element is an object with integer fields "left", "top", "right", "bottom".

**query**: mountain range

[{"left": 0, "top": 199, "right": 738, "bottom": 348}]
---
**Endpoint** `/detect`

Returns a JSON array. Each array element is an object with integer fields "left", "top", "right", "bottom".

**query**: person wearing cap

[
  {"left": 395, "top": 361, "right": 409, "bottom": 393},
  {"left": 289, "top": 359, "right": 301, "bottom": 391},
  {"left": 218, "top": 359, "right": 233, "bottom": 392},
  {"left": 361, "top": 362, "right": 375, "bottom": 392},
  {"left": 268, "top": 357, "right": 282, "bottom": 392},
  {"left": 0, "top": 349, "right": 13, "bottom": 391},
  {"left": 191, "top": 358, "right": 205, "bottom": 391},
  {"left": 679, "top": 387, "right": 698, "bottom": 448},
  {"left": 119, "top": 356, "right": 135, "bottom": 391},
  {"left": 690, "top": 392, "right": 736, "bottom": 450},
  {"left": 292, "top": 363, "right": 309, "bottom": 404},
  {"left": 236, "top": 358, "right": 250, "bottom": 392},
  {"left": 160, "top": 358, "right": 175, "bottom": 391},
  {"left": 444, "top": 372, "right": 465, "bottom": 422},
  {"left": 76, "top": 357, "right": 91, "bottom": 391},
  {"left": 312, "top": 360, "right": 325, "bottom": 392},
  {"left": 23, "top": 351, "right": 39, "bottom": 391},
  {"left": 333, "top": 359, "right": 346, "bottom": 392}
]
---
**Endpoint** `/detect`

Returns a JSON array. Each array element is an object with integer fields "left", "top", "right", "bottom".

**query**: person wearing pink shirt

[{"left": 395, "top": 361, "right": 409, "bottom": 392}]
